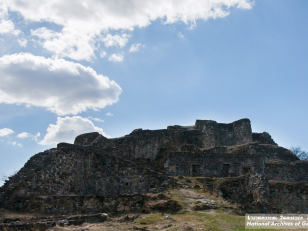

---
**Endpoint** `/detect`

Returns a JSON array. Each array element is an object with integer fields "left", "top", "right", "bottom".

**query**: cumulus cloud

[
  {"left": 0, "top": 128, "right": 14, "bottom": 137},
  {"left": 101, "top": 34, "right": 130, "bottom": 48},
  {"left": 5, "top": 0, "right": 253, "bottom": 31},
  {"left": 31, "top": 27, "right": 95, "bottom": 61},
  {"left": 0, "top": 2, "right": 20, "bottom": 36},
  {"left": 106, "top": 112, "right": 113, "bottom": 116},
  {"left": 17, "top": 132, "right": 40, "bottom": 141},
  {"left": 108, "top": 53, "right": 123, "bottom": 62},
  {"left": 88, "top": 116, "right": 104, "bottom": 122},
  {"left": 16, "top": 132, "right": 30, "bottom": 138},
  {"left": 3, "top": 0, "right": 253, "bottom": 60},
  {"left": 0, "top": 53, "right": 122, "bottom": 115},
  {"left": 129, "top": 43, "right": 144, "bottom": 53},
  {"left": 0, "top": 20, "right": 20, "bottom": 36},
  {"left": 39, "top": 116, "right": 107, "bottom": 145}
]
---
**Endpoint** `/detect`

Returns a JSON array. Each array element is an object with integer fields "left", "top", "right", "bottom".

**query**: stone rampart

[
  {"left": 3, "top": 194, "right": 145, "bottom": 214},
  {"left": 165, "top": 152, "right": 265, "bottom": 177},
  {"left": 74, "top": 118, "right": 253, "bottom": 159},
  {"left": 268, "top": 181, "right": 308, "bottom": 213},
  {"left": 0, "top": 118, "right": 301, "bottom": 215},
  {"left": 0, "top": 145, "right": 173, "bottom": 211},
  {"left": 195, "top": 118, "right": 252, "bottom": 147},
  {"left": 265, "top": 160, "right": 308, "bottom": 182}
]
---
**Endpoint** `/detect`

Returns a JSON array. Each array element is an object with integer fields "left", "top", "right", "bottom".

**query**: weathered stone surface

[
  {"left": 0, "top": 118, "right": 305, "bottom": 214},
  {"left": 165, "top": 152, "right": 266, "bottom": 177},
  {"left": 265, "top": 160, "right": 308, "bottom": 182},
  {"left": 74, "top": 118, "right": 253, "bottom": 159},
  {"left": 252, "top": 132, "right": 277, "bottom": 145}
]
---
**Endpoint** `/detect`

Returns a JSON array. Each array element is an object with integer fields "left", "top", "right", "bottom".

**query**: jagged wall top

[{"left": 73, "top": 119, "right": 254, "bottom": 159}]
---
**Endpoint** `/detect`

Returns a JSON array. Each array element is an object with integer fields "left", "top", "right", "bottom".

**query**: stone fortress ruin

[{"left": 1, "top": 118, "right": 308, "bottom": 215}]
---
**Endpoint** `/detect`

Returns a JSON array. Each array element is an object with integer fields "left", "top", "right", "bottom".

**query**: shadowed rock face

[{"left": 0, "top": 118, "right": 304, "bottom": 214}]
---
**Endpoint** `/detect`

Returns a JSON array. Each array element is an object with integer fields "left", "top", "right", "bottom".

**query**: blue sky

[{"left": 0, "top": 0, "right": 307, "bottom": 184}]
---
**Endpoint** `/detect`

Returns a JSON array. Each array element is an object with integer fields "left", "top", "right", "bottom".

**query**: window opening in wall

[
  {"left": 192, "top": 164, "right": 201, "bottom": 177},
  {"left": 222, "top": 164, "right": 230, "bottom": 176}
]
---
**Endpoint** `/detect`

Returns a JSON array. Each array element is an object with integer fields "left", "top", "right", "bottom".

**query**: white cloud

[
  {"left": 31, "top": 27, "right": 96, "bottom": 61},
  {"left": 177, "top": 32, "right": 184, "bottom": 39},
  {"left": 33, "top": 132, "right": 40, "bottom": 142},
  {"left": 3, "top": 0, "right": 253, "bottom": 61},
  {"left": 100, "top": 51, "right": 107, "bottom": 58},
  {"left": 17, "top": 132, "right": 30, "bottom": 138},
  {"left": 17, "top": 38, "right": 27, "bottom": 47},
  {"left": 0, "top": 2, "right": 20, "bottom": 36},
  {"left": 17, "top": 132, "right": 40, "bottom": 141},
  {"left": 88, "top": 116, "right": 104, "bottom": 122},
  {"left": 0, "top": 128, "right": 14, "bottom": 137},
  {"left": 101, "top": 34, "right": 130, "bottom": 48},
  {"left": 0, "top": 20, "right": 20, "bottom": 36},
  {"left": 5, "top": 0, "right": 253, "bottom": 31},
  {"left": 0, "top": 53, "right": 122, "bottom": 115},
  {"left": 129, "top": 43, "right": 145, "bottom": 53},
  {"left": 39, "top": 116, "right": 107, "bottom": 145},
  {"left": 106, "top": 112, "right": 113, "bottom": 116},
  {"left": 8, "top": 141, "right": 22, "bottom": 147},
  {"left": 108, "top": 53, "right": 123, "bottom": 62}
]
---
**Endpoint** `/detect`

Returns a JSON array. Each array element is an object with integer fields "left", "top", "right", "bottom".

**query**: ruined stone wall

[
  {"left": 265, "top": 160, "right": 308, "bottom": 182},
  {"left": 0, "top": 145, "right": 173, "bottom": 210},
  {"left": 165, "top": 152, "right": 265, "bottom": 177},
  {"left": 74, "top": 118, "right": 253, "bottom": 159},
  {"left": 75, "top": 128, "right": 201, "bottom": 160},
  {"left": 203, "top": 176, "right": 308, "bottom": 213},
  {"left": 3, "top": 194, "right": 145, "bottom": 214},
  {"left": 202, "top": 175, "right": 268, "bottom": 212},
  {"left": 268, "top": 181, "right": 308, "bottom": 213},
  {"left": 252, "top": 132, "right": 277, "bottom": 145},
  {"left": 1, "top": 118, "right": 298, "bottom": 215},
  {"left": 200, "top": 143, "right": 298, "bottom": 163},
  {"left": 195, "top": 118, "right": 252, "bottom": 148}
]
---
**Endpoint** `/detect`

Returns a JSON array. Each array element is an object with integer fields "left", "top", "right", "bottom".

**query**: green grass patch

[{"left": 136, "top": 213, "right": 164, "bottom": 225}]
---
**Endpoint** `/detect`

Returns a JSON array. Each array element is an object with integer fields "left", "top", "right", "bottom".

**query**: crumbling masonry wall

[
  {"left": 0, "top": 145, "right": 173, "bottom": 211},
  {"left": 0, "top": 118, "right": 304, "bottom": 214},
  {"left": 4, "top": 194, "right": 146, "bottom": 214},
  {"left": 165, "top": 152, "right": 265, "bottom": 177},
  {"left": 265, "top": 160, "right": 308, "bottom": 182},
  {"left": 268, "top": 181, "right": 308, "bottom": 213},
  {"left": 74, "top": 118, "right": 253, "bottom": 159}
]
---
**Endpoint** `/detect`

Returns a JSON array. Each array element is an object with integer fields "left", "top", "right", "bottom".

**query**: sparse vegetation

[
  {"left": 290, "top": 146, "right": 308, "bottom": 160},
  {"left": 0, "top": 180, "right": 296, "bottom": 230}
]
